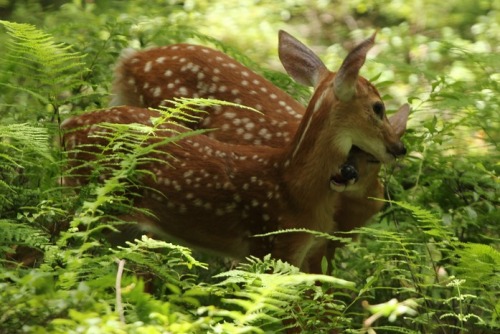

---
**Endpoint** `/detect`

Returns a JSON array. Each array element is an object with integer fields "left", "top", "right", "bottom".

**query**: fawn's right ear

[
  {"left": 389, "top": 103, "right": 411, "bottom": 139},
  {"left": 334, "top": 33, "right": 376, "bottom": 102},
  {"left": 278, "top": 30, "right": 328, "bottom": 88}
]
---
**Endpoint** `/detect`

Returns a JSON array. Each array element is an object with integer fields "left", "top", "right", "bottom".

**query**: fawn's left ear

[
  {"left": 278, "top": 30, "right": 329, "bottom": 88},
  {"left": 334, "top": 32, "right": 376, "bottom": 102},
  {"left": 389, "top": 103, "right": 411, "bottom": 139}
]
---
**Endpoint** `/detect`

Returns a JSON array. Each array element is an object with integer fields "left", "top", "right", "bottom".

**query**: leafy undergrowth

[{"left": 0, "top": 2, "right": 499, "bottom": 333}]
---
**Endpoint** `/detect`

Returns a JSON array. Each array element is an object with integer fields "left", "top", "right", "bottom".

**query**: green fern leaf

[
  {"left": 0, "top": 123, "right": 52, "bottom": 207},
  {"left": 0, "top": 20, "right": 89, "bottom": 114},
  {"left": 454, "top": 242, "right": 500, "bottom": 287}
]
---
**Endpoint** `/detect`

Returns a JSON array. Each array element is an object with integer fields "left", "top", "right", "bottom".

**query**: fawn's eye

[{"left": 372, "top": 102, "right": 385, "bottom": 119}]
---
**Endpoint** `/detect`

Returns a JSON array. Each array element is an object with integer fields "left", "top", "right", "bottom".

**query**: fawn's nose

[
  {"left": 400, "top": 145, "right": 407, "bottom": 156},
  {"left": 395, "top": 143, "right": 406, "bottom": 157},
  {"left": 388, "top": 142, "right": 407, "bottom": 158}
]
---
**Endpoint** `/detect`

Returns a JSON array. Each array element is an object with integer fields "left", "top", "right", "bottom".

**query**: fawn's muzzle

[{"left": 388, "top": 142, "right": 407, "bottom": 158}]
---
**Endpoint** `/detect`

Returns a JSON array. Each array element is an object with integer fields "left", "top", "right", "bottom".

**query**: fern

[
  {"left": 62, "top": 98, "right": 227, "bottom": 243},
  {"left": 114, "top": 235, "right": 208, "bottom": 281},
  {"left": 0, "top": 219, "right": 50, "bottom": 255},
  {"left": 0, "top": 20, "right": 89, "bottom": 121},
  {"left": 454, "top": 243, "right": 500, "bottom": 289},
  {"left": 378, "top": 199, "right": 454, "bottom": 240},
  {"left": 213, "top": 255, "right": 355, "bottom": 332},
  {"left": 0, "top": 123, "right": 53, "bottom": 216},
  {"left": 332, "top": 201, "right": 500, "bottom": 332}
]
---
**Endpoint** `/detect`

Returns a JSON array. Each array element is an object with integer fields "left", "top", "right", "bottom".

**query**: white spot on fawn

[
  {"left": 156, "top": 56, "right": 166, "bottom": 64},
  {"left": 153, "top": 87, "right": 162, "bottom": 97},
  {"left": 224, "top": 112, "right": 236, "bottom": 119}
]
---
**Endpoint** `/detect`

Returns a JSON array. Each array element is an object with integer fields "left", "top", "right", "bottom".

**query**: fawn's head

[{"left": 279, "top": 30, "right": 408, "bottom": 164}]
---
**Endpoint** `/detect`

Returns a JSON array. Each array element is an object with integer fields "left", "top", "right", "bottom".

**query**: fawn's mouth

[
  {"left": 329, "top": 146, "right": 379, "bottom": 191},
  {"left": 330, "top": 164, "right": 359, "bottom": 191}
]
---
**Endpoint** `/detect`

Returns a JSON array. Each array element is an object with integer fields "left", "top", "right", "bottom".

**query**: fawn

[
  {"left": 108, "top": 31, "right": 409, "bottom": 271},
  {"left": 63, "top": 31, "right": 407, "bottom": 272}
]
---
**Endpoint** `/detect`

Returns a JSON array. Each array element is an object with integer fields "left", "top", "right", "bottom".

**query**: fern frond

[
  {"left": 0, "top": 123, "right": 51, "bottom": 157},
  {"left": 152, "top": 96, "right": 259, "bottom": 125},
  {"left": 0, "top": 20, "right": 88, "bottom": 115},
  {"left": 117, "top": 235, "right": 208, "bottom": 271},
  {"left": 378, "top": 199, "right": 453, "bottom": 239},
  {"left": 213, "top": 256, "right": 355, "bottom": 330},
  {"left": 255, "top": 227, "right": 354, "bottom": 248},
  {"left": 0, "top": 219, "right": 50, "bottom": 251},
  {"left": 454, "top": 243, "right": 500, "bottom": 288},
  {"left": 62, "top": 98, "right": 224, "bottom": 244},
  {"left": 0, "top": 123, "right": 52, "bottom": 208}
]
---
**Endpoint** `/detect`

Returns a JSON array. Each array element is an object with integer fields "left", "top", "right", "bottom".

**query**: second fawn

[{"left": 63, "top": 31, "right": 407, "bottom": 272}]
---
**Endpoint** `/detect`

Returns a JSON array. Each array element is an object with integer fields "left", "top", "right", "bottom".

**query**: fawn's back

[{"left": 111, "top": 44, "right": 304, "bottom": 147}]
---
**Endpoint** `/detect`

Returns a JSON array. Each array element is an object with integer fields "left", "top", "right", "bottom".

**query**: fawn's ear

[
  {"left": 334, "top": 33, "right": 376, "bottom": 102},
  {"left": 389, "top": 103, "right": 411, "bottom": 139},
  {"left": 278, "top": 30, "right": 328, "bottom": 88}
]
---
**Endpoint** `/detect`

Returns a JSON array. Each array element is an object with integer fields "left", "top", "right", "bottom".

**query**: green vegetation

[{"left": 0, "top": 0, "right": 498, "bottom": 333}]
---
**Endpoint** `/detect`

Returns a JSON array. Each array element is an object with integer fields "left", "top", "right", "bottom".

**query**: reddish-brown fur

[
  {"left": 63, "top": 31, "right": 408, "bottom": 272},
  {"left": 111, "top": 44, "right": 303, "bottom": 147}
]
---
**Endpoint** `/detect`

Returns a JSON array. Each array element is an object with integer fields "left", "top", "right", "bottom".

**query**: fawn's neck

[{"left": 280, "top": 85, "right": 351, "bottom": 206}]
